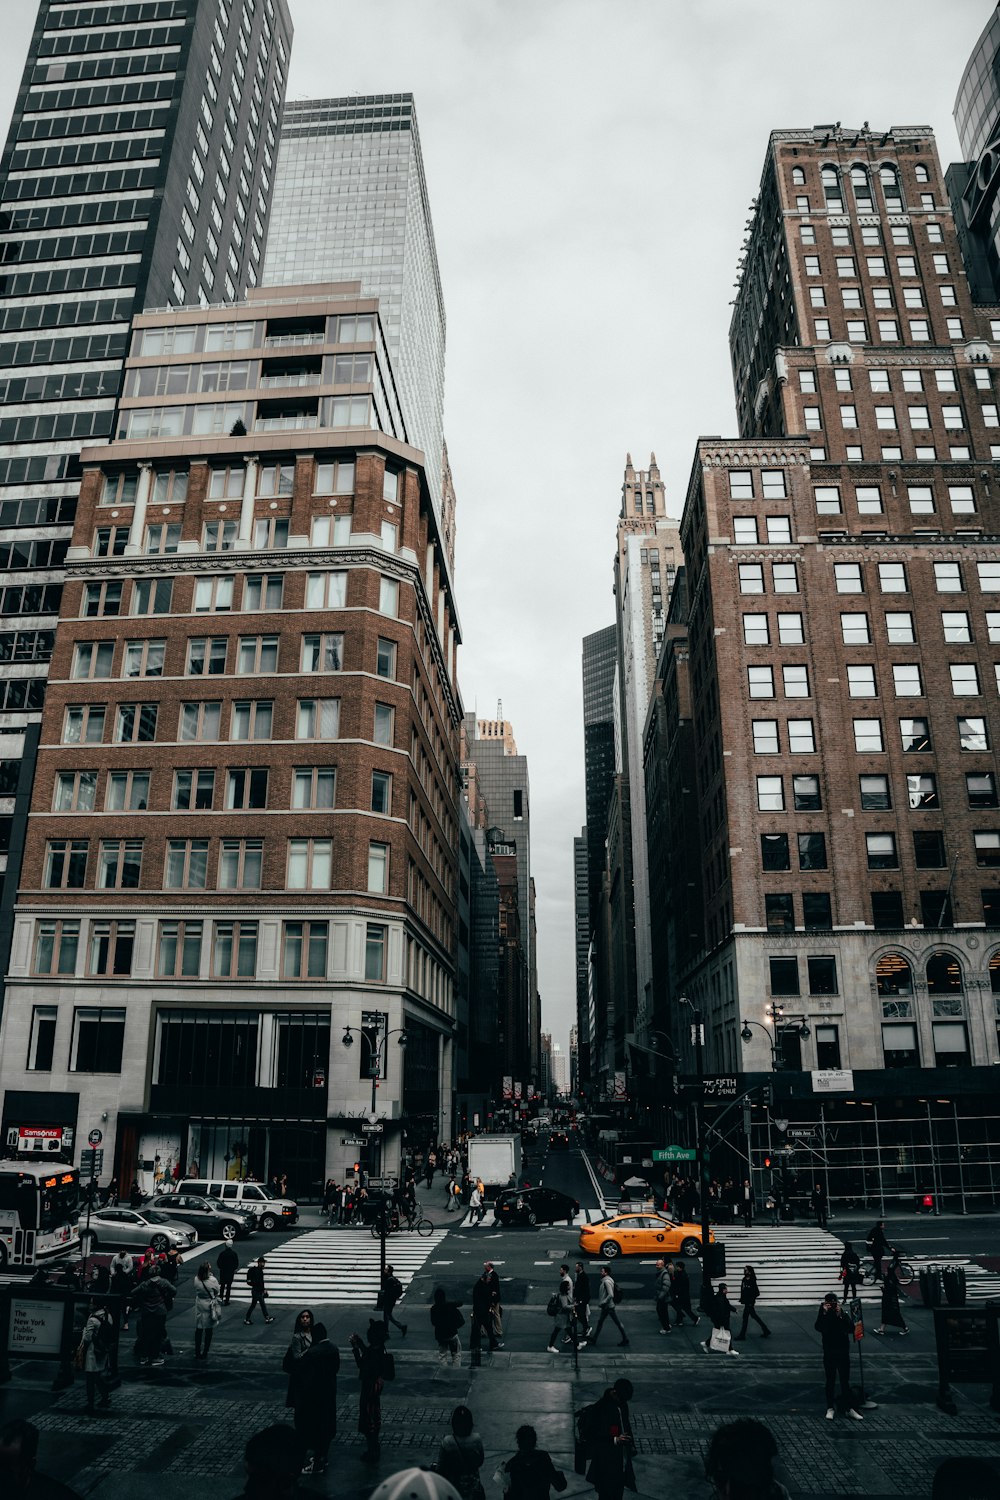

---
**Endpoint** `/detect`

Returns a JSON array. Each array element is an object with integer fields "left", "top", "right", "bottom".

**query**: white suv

[{"left": 173, "top": 1179, "right": 298, "bottom": 1231}]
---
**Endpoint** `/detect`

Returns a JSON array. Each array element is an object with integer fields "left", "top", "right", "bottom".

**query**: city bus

[{"left": 0, "top": 1161, "right": 81, "bottom": 1269}]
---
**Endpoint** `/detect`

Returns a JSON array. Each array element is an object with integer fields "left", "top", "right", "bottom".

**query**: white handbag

[{"left": 709, "top": 1327, "right": 732, "bottom": 1353}]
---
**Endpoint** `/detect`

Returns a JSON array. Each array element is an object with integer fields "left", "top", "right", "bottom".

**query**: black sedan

[
  {"left": 494, "top": 1186, "right": 579, "bottom": 1228},
  {"left": 146, "top": 1193, "right": 256, "bottom": 1240},
  {"left": 548, "top": 1132, "right": 570, "bottom": 1151}
]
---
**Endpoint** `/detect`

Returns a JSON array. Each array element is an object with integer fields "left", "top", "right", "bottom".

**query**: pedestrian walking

[
  {"left": 578, "top": 1379, "right": 635, "bottom": 1500},
  {"left": 840, "top": 1241, "right": 861, "bottom": 1299},
  {"left": 736, "top": 1265, "right": 770, "bottom": 1340},
  {"left": 430, "top": 1286, "right": 465, "bottom": 1365},
  {"left": 669, "top": 1260, "right": 699, "bottom": 1327},
  {"left": 244, "top": 1257, "right": 274, "bottom": 1325},
  {"left": 653, "top": 1258, "right": 672, "bottom": 1335},
  {"left": 574, "top": 1262, "right": 592, "bottom": 1338},
  {"left": 435, "top": 1404, "right": 485, "bottom": 1500},
  {"left": 79, "top": 1299, "right": 114, "bottom": 1413},
  {"left": 500, "top": 1425, "right": 567, "bottom": 1500},
  {"left": 108, "top": 1249, "right": 134, "bottom": 1331},
  {"left": 290, "top": 1321, "right": 340, "bottom": 1475},
  {"left": 811, "top": 1182, "right": 829, "bottom": 1229},
  {"left": 470, "top": 1267, "right": 501, "bottom": 1351},
  {"left": 425, "top": 1149, "right": 438, "bottom": 1189},
  {"left": 484, "top": 1261, "right": 503, "bottom": 1342},
  {"left": 546, "top": 1264, "right": 575, "bottom": 1353},
  {"left": 588, "top": 1265, "right": 629, "bottom": 1347},
  {"left": 766, "top": 1187, "right": 780, "bottom": 1227},
  {"left": 378, "top": 1265, "right": 408, "bottom": 1338},
  {"left": 131, "top": 1265, "right": 173, "bottom": 1366},
  {"left": 468, "top": 1184, "right": 483, "bottom": 1223},
  {"left": 350, "top": 1323, "right": 395, "bottom": 1462},
  {"left": 872, "top": 1265, "right": 909, "bottom": 1337},
  {"left": 865, "top": 1219, "right": 891, "bottom": 1281},
  {"left": 740, "top": 1179, "right": 756, "bottom": 1228},
  {"left": 193, "top": 1261, "right": 222, "bottom": 1361},
  {"left": 814, "top": 1292, "right": 864, "bottom": 1421},
  {"left": 281, "top": 1308, "right": 314, "bottom": 1403},
  {"left": 701, "top": 1283, "right": 739, "bottom": 1356},
  {"left": 217, "top": 1242, "right": 239, "bottom": 1305}
]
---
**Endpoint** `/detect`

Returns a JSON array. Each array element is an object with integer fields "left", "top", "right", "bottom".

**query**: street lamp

[{"left": 342, "top": 1015, "right": 408, "bottom": 1279}]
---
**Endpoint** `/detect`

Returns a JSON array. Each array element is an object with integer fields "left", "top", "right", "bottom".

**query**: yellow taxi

[{"left": 578, "top": 1211, "right": 715, "bottom": 1260}]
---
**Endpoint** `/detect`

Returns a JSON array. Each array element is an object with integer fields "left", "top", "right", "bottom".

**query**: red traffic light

[{"left": 763, "top": 1155, "right": 772, "bottom": 1169}]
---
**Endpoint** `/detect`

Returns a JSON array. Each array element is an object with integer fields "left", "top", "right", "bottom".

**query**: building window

[
  {"left": 960, "top": 717, "right": 991, "bottom": 751},
  {"left": 815, "top": 1024, "right": 841, "bottom": 1068},
  {"left": 748, "top": 666, "right": 774, "bottom": 699},
  {"left": 314, "top": 459, "right": 355, "bottom": 494},
  {"left": 734, "top": 517, "right": 758, "bottom": 545},
  {"left": 219, "top": 839, "right": 263, "bottom": 889},
  {"left": 292, "top": 766, "right": 336, "bottom": 809},
  {"left": 860, "top": 774, "right": 891, "bottom": 810},
  {"left": 173, "top": 769, "right": 215, "bottom": 811},
  {"left": 847, "top": 665, "right": 877, "bottom": 698},
  {"left": 866, "top": 832, "right": 898, "bottom": 869},
  {"left": 765, "top": 894, "right": 794, "bottom": 933},
  {"left": 872, "top": 892, "right": 904, "bottom": 929},
  {"left": 44, "top": 839, "right": 88, "bottom": 889},
  {"left": 761, "top": 833, "right": 790, "bottom": 871},
  {"left": 798, "top": 832, "right": 827, "bottom": 870},
  {"left": 901, "top": 716, "right": 931, "bottom": 752},
  {"left": 365, "top": 923, "right": 387, "bottom": 982},
  {"left": 123, "top": 639, "right": 165, "bottom": 679},
  {"left": 158, "top": 920, "right": 203, "bottom": 978},
  {"left": 374, "top": 703, "right": 394, "bottom": 746},
  {"left": 743, "top": 615, "right": 770, "bottom": 645},
  {"left": 237, "top": 635, "right": 279, "bottom": 674},
  {"left": 738, "top": 564, "right": 764, "bottom": 594},
  {"left": 301, "top": 634, "right": 343, "bottom": 672},
  {"left": 942, "top": 611, "right": 971, "bottom": 642},
  {"left": 72, "top": 642, "right": 114, "bottom": 681},
  {"left": 950, "top": 664, "right": 980, "bottom": 696},
  {"left": 975, "top": 831, "right": 1000, "bottom": 867},
  {"left": 803, "top": 893, "right": 832, "bottom": 930},
  {"left": 194, "top": 576, "right": 235, "bottom": 612},
  {"left": 379, "top": 577, "right": 399, "bottom": 617},
  {"left": 376, "top": 638, "right": 397, "bottom": 679},
  {"left": 933, "top": 1021, "right": 969, "bottom": 1068},
  {"left": 33, "top": 920, "right": 79, "bottom": 978},
  {"left": 371, "top": 770, "right": 392, "bottom": 814},
  {"left": 165, "top": 839, "right": 209, "bottom": 888},
  {"left": 368, "top": 841, "right": 389, "bottom": 893},
  {"left": 82, "top": 581, "right": 123, "bottom": 618},
  {"left": 853, "top": 718, "right": 883, "bottom": 753},
  {"left": 244, "top": 573, "right": 284, "bottom": 610},
  {"left": 180, "top": 701, "right": 222, "bottom": 742},
  {"left": 287, "top": 837, "right": 333, "bottom": 889},
  {"left": 921, "top": 890, "right": 953, "bottom": 928},
  {"left": 841, "top": 612, "right": 870, "bottom": 644},
  {"left": 204, "top": 520, "right": 239, "bottom": 552},
  {"left": 934, "top": 562, "right": 963, "bottom": 593},
  {"left": 752, "top": 720, "right": 779, "bottom": 755},
  {"left": 98, "top": 839, "right": 142, "bottom": 890},
  {"left": 913, "top": 830, "right": 946, "bottom": 868},
  {"left": 211, "top": 920, "right": 258, "bottom": 979},
  {"left": 808, "top": 956, "right": 837, "bottom": 995},
  {"left": 878, "top": 563, "right": 907, "bottom": 593},
  {"left": 793, "top": 774, "right": 821, "bottom": 810},
  {"left": 756, "top": 776, "right": 784, "bottom": 811},
  {"left": 967, "top": 773, "right": 998, "bottom": 809},
  {"left": 892, "top": 664, "right": 923, "bottom": 697},
  {"left": 788, "top": 719, "right": 815, "bottom": 753},
  {"left": 27, "top": 1004, "right": 58, "bottom": 1070},
  {"left": 226, "top": 767, "right": 268, "bottom": 810},
  {"left": 305, "top": 571, "right": 346, "bottom": 609},
  {"left": 769, "top": 957, "right": 799, "bottom": 997},
  {"left": 783, "top": 665, "right": 809, "bottom": 697},
  {"left": 282, "top": 920, "right": 328, "bottom": 980},
  {"left": 949, "top": 485, "right": 975, "bottom": 514},
  {"left": 772, "top": 563, "right": 798, "bottom": 593},
  {"left": 766, "top": 516, "right": 792, "bottom": 544},
  {"left": 885, "top": 612, "right": 914, "bottom": 644},
  {"left": 187, "top": 637, "right": 228, "bottom": 675},
  {"left": 132, "top": 579, "right": 173, "bottom": 615},
  {"left": 855, "top": 486, "right": 882, "bottom": 514},
  {"left": 834, "top": 563, "right": 863, "bottom": 594},
  {"left": 882, "top": 1023, "right": 919, "bottom": 1068},
  {"left": 231, "top": 700, "right": 273, "bottom": 740},
  {"left": 71, "top": 1007, "right": 126, "bottom": 1070},
  {"left": 297, "top": 699, "right": 340, "bottom": 739},
  {"left": 54, "top": 771, "right": 97, "bottom": 813}
]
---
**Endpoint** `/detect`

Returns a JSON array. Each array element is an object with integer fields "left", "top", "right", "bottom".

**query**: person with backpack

[
  {"left": 588, "top": 1265, "right": 629, "bottom": 1348},
  {"left": 546, "top": 1265, "right": 575, "bottom": 1353},
  {"left": 80, "top": 1298, "right": 115, "bottom": 1413},
  {"left": 378, "top": 1265, "right": 407, "bottom": 1338},
  {"left": 435, "top": 1404, "right": 485, "bottom": 1500},
  {"left": 653, "top": 1258, "right": 673, "bottom": 1335},
  {"left": 350, "top": 1322, "right": 395, "bottom": 1462},
  {"left": 290, "top": 1321, "right": 340, "bottom": 1476},
  {"left": 217, "top": 1242, "right": 239, "bottom": 1306},
  {"left": 840, "top": 1241, "right": 861, "bottom": 1299},
  {"left": 244, "top": 1257, "right": 274, "bottom": 1326},
  {"left": 430, "top": 1286, "right": 465, "bottom": 1365},
  {"left": 736, "top": 1265, "right": 770, "bottom": 1341},
  {"left": 577, "top": 1380, "right": 635, "bottom": 1500},
  {"left": 131, "top": 1265, "right": 174, "bottom": 1367},
  {"left": 501, "top": 1424, "right": 567, "bottom": 1500},
  {"left": 669, "top": 1260, "right": 699, "bottom": 1327},
  {"left": 193, "top": 1260, "right": 222, "bottom": 1361}
]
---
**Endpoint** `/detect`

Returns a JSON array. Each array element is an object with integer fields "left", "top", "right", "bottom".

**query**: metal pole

[
  {"left": 82, "top": 1149, "right": 96, "bottom": 1283},
  {"left": 926, "top": 1101, "right": 941, "bottom": 1216},
  {"left": 693, "top": 1011, "right": 713, "bottom": 1312},
  {"left": 873, "top": 1102, "right": 885, "bottom": 1218},
  {"left": 953, "top": 1100, "right": 967, "bottom": 1216},
  {"left": 820, "top": 1102, "right": 832, "bottom": 1221}
]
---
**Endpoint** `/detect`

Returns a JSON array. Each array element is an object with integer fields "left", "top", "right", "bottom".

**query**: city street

[{"left": 2, "top": 1142, "right": 999, "bottom": 1498}]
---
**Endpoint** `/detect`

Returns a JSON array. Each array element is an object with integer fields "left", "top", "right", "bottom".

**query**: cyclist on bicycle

[{"left": 865, "top": 1219, "right": 891, "bottom": 1281}]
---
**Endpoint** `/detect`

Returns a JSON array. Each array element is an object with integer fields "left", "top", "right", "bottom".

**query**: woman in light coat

[
  {"left": 81, "top": 1299, "right": 114, "bottom": 1414},
  {"left": 193, "top": 1260, "right": 221, "bottom": 1361}
]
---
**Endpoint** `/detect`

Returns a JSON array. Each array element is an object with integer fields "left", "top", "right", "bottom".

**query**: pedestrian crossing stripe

[
  {"left": 252, "top": 1226, "right": 450, "bottom": 1306},
  {"left": 459, "top": 1207, "right": 609, "bottom": 1229},
  {"left": 712, "top": 1225, "right": 1000, "bottom": 1306}
]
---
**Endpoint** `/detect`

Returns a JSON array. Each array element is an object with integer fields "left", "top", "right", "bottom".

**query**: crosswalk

[
  {"left": 714, "top": 1224, "right": 1000, "bottom": 1305},
  {"left": 457, "top": 1207, "right": 608, "bottom": 1229},
  {"left": 253, "top": 1226, "right": 450, "bottom": 1306}
]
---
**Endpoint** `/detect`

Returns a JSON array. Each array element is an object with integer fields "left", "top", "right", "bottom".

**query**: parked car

[
  {"left": 76, "top": 1207, "right": 197, "bottom": 1254},
  {"left": 548, "top": 1131, "right": 570, "bottom": 1151},
  {"left": 173, "top": 1178, "right": 298, "bottom": 1231},
  {"left": 578, "top": 1211, "right": 714, "bottom": 1260},
  {"left": 146, "top": 1193, "right": 256, "bottom": 1241},
  {"left": 494, "top": 1186, "right": 579, "bottom": 1227}
]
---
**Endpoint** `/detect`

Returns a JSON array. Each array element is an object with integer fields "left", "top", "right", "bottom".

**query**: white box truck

[{"left": 468, "top": 1134, "right": 522, "bottom": 1196}]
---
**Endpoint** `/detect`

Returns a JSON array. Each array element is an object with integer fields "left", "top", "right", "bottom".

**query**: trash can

[
  {"left": 705, "top": 1242, "right": 727, "bottom": 1278},
  {"left": 942, "top": 1266, "right": 967, "bottom": 1307},
  {"left": 919, "top": 1266, "right": 942, "bottom": 1307}
]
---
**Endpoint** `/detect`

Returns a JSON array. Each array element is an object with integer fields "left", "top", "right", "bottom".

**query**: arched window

[
  {"left": 926, "top": 950, "right": 963, "bottom": 995},
  {"left": 989, "top": 950, "right": 1000, "bottom": 994},
  {"left": 879, "top": 164, "right": 903, "bottom": 212},
  {"left": 914, "top": 163, "right": 929, "bottom": 183},
  {"left": 876, "top": 952, "right": 912, "bottom": 997},
  {"left": 850, "top": 165, "right": 873, "bottom": 212},
  {"left": 792, "top": 166, "right": 806, "bottom": 186},
  {"left": 821, "top": 166, "right": 843, "bottom": 212}
]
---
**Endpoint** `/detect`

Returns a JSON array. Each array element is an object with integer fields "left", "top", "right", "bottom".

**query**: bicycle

[
  {"left": 861, "top": 1248, "right": 914, "bottom": 1286},
  {"left": 370, "top": 1209, "right": 433, "bottom": 1238}
]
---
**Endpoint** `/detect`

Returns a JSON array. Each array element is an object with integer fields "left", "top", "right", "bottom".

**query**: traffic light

[
  {"left": 353, "top": 1161, "right": 361, "bottom": 1175},
  {"left": 761, "top": 1082, "right": 773, "bottom": 1108},
  {"left": 761, "top": 1153, "right": 772, "bottom": 1170}
]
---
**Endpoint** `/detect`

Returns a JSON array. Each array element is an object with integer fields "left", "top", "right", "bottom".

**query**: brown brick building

[
  {"left": 0, "top": 285, "right": 462, "bottom": 1194},
  {"left": 656, "top": 126, "right": 1000, "bottom": 1205}
]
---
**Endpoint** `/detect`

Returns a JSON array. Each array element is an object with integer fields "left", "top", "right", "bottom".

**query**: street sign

[
  {"left": 653, "top": 1146, "right": 696, "bottom": 1162},
  {"left": 341, "top": 1137, "right": 366, "bottom": 1146},
  {"left": 811, "top": 1069, "right": 854, "bottom": 1093},
  {"left": 87, "top": 1129, "right": 103, "bottom": 1146},
  {"left": 81, "top": 1149, "right": 103, "bottom": 1178},
  {"left": 367, "top": 1175, "right": 398, "bottom": 1190},
  {"left": 360, "top": 1122, "right": 383, "bottom": 1134},
  {"left": 787, "top": 1127, "right": 813, "bottom": 1138},
  {"left": 702, "top": 1076, "right": 738, "bottom": 1099}
]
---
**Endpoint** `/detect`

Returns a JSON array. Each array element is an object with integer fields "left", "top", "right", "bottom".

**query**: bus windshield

[{"left": 39, "top": 1172, "right": 81, "bottom": 1232}]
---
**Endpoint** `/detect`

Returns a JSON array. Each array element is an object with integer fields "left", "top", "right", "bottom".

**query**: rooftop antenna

[{"left": 497, "top": 697, "right": 503, "bottom": 721}]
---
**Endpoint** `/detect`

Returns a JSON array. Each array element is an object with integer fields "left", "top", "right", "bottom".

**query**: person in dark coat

[
  {"left": 653, "top": 1259, "right": 673, "bottom": 1334},
  {"left": 131, "top": 1269, "right": 173, "bottom": 1366},
  {"left": 840, "top": 1241, "right": 861, "bottom": 1299},
  {"left": 736, "top": 1265, "right": 771, "bottom": 1340},
  {"left": 814, "top": 1292, "right": 864, "bottom": 1420},
  {"left": 811, "top": 1182, "right": 829, "bottom": 1229},
  {"left": 350, "top": 1322, "right": 394, "bottom": 1461},
  {"left": 574, "top": 1262, "right": 592, "bottom": 1339},
  {"left": 378, "top": 1265, "right": 407, "bottom": 1338},
  {"left": 470, "top": 1267, "right": 500, "bottom": 1351},
  {"left": 502, "top": 1424, "right": 566, "bottom": 1500},
  {"left": 866, "top": 1220, "right": 891, "bottom": 1281},
  {"left": 244, "top": 1257, "right": 274, "bottom": 1325},
  {"left": 740, "top": 1178, "right": 756, "bottom": 1228},
  {"left": 701, "top": 1283, "right": 739, "bottom": 1355},
  {"left": 669, "top": 1260, "right": 699, "bottom": 1326},
  {"left": 289, "top": 1322, "right": 340, "bottom": 1475},
  {"left": 584, "top": 1380, "right": 635, "bottom": 1500},
  {"left": 217, "top": 1243, "right": 239, "bottom": 1306},
  {"left": 873, "top": 1265, "right": 909, "bottom": 1337},
  {"left": 430, "top": 1286, "right": 464, "bottom": 1365}
]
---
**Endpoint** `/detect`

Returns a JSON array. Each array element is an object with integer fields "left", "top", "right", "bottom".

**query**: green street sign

[{"left": 653, "top": 1147, "right": 696, "bottom": 1162}]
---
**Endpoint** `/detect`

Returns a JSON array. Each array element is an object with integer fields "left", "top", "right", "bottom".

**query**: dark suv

[
  {"left": 147, "top": 1193, "right": 256, "bottom": 1240},
  {"left": 494, "top": 1186, "right": 579, "bottom": 1228}
]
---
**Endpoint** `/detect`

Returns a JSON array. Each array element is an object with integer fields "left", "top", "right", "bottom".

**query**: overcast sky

[{"left": 0, "top": 1, "right": 990, "bottom": 1058}]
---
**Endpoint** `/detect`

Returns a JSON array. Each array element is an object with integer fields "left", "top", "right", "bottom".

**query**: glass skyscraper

[{"left": 262, "top": 95, "right": 447, "bottom": 520}]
